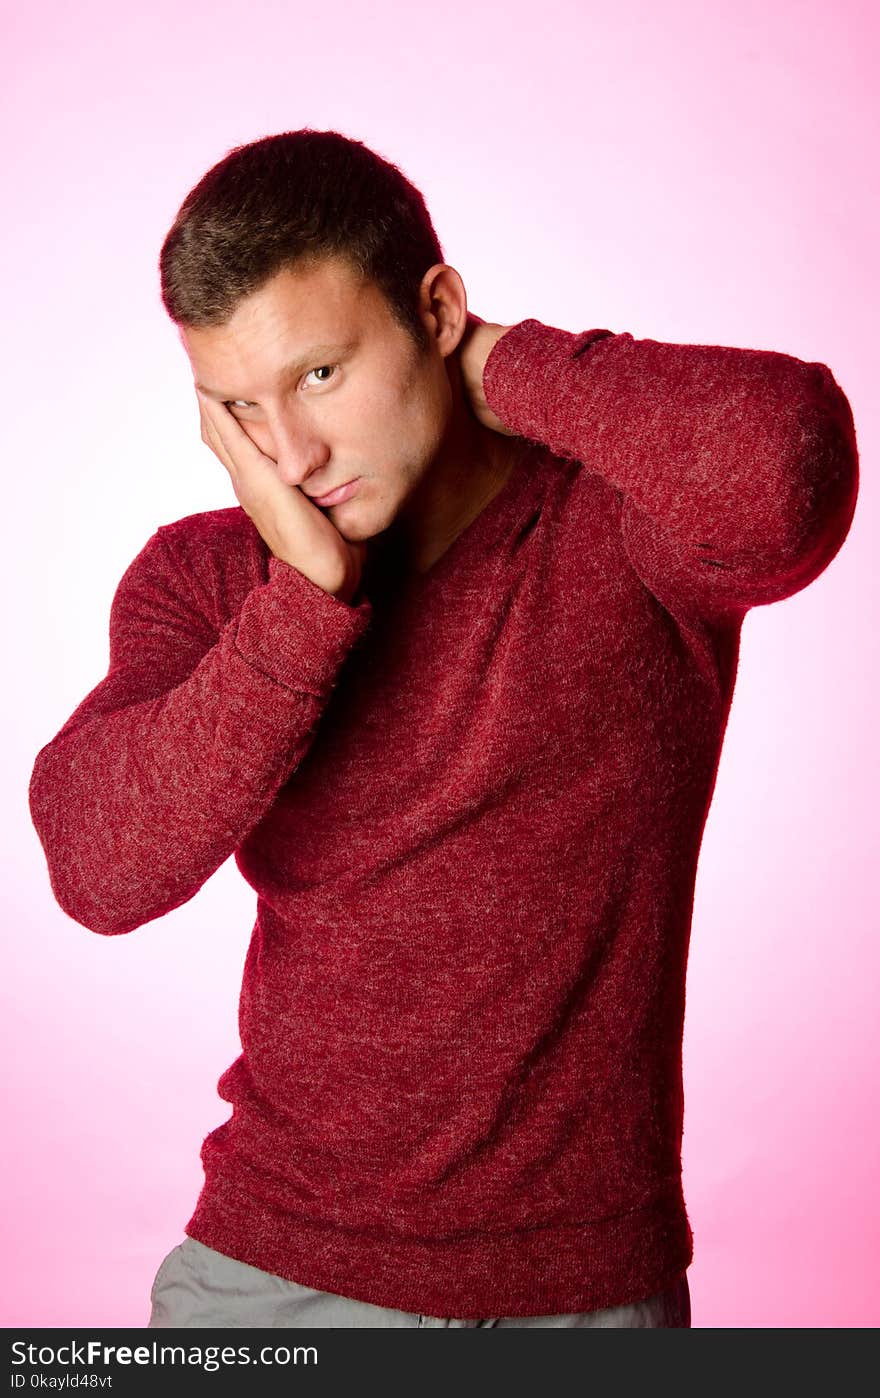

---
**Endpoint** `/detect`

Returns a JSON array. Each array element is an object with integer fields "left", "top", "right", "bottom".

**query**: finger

[
  {"left": 197, "top": 399, "right": 214, "bottom": 453},
  {"left": 196, "top": 388, "right": 269, "bottom": 467},
  {"left": 196, "top": 388, "right": 245, "bottom": 447},
  {"left": 194, "top": 389, "right": 288, "bottom": 518},
  {"left": 195, "top": 389, "right": 239, "bottom": 477}
]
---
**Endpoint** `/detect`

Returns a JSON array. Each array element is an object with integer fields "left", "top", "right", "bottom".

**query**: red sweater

[{"left": 29, "top": 319, "right": 859, "bottom": 1318}]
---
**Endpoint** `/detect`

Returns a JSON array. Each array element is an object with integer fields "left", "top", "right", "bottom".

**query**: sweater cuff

[{"left": 234, "top": 554, "right": 372, "bottom": 696}]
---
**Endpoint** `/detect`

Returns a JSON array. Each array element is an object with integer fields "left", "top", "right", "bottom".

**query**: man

[{"left": 29, "top": 129, "right": 858, "bottom": 1329}]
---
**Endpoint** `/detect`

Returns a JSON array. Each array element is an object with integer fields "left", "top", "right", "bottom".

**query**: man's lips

[{"left": 307, "top": 478, "right": 360, "bottom": 507}]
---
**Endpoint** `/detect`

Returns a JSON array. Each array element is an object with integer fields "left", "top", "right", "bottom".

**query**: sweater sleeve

[
  {"left": 482, "top": 319, "right": 860, "bottom": 622},
  {"left": 28, "top": 526, "right": 373, "bottom": 936}
]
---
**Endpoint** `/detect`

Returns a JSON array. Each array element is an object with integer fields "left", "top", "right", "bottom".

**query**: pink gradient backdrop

[{"left": 5, "top": 0, "right": 877, "bottom": 1327}]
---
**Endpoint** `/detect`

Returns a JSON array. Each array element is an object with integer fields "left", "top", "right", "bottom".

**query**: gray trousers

[{"left": 148, "top": 1237, "right": 691, "bottom": 1328}]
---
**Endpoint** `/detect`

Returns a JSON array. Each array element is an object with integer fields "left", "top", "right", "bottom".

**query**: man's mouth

[{"left": 308, "top": 478, "right": 361, "bottom": 507}]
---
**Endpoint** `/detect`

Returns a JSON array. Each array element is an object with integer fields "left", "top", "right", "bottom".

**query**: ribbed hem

[{"left": 183, "top": 1172, "right": 693, "bottom": 1320}]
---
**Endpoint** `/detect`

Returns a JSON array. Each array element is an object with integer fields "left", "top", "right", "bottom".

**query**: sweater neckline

[{"left": 362, "top": 436, "right": 544, "bottom": 602}]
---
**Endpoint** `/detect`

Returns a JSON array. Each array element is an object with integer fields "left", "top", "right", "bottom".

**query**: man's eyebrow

[{"left": 194, "top": 342, "right": 356, "bottom": 398}]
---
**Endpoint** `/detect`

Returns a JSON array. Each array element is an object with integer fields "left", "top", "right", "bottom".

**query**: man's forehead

[{"left": 185, "top": 257, "right": 379, "bottom": 345}]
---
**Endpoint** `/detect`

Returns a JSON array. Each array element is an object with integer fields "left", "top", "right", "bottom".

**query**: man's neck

[{"left": 386, "top": 395, "right": 522, "bottom": 575}]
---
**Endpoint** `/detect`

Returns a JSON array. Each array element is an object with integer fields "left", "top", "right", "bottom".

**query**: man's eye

[
  {"left": 303, "top": 365, "right": 336, "bottom": 386},
  {"left": 222, "top": 366, "right": 336, "bottom": 410}
]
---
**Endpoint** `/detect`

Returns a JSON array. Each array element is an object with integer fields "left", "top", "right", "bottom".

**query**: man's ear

[{"left": 417, "top": 263, "right": 469, "bottom": 357}]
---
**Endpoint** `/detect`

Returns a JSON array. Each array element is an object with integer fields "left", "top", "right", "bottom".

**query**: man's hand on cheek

[{"left": 195, "top": 389, "right": 367, "bottom": 604}]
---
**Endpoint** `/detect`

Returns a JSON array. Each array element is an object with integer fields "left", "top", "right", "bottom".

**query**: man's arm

[
  {"left": 473, "top": 318, "right": 859, "bottom": 623},
  {"left": 28, "top": 524, "right": 372, "bottom": 936}
]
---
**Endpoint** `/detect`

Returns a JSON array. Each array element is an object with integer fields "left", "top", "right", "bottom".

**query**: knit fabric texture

[{"left": 29, "top": 319, "right": 859, "bottom": 1317}]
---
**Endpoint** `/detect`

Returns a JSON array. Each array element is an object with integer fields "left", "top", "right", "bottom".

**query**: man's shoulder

[
  {"left": 155, "top": 504, "right": 267, "bottom": 574},
  {"left": 156, "top": 503, "right": 259, "bottom": 551},
  {"left": 149, "top": 506, "right": 268, "bottom": 624}
]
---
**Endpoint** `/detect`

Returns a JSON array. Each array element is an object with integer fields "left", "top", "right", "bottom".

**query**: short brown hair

[{"left": 159, "top": 128, "right": 445, "bottom": 352}]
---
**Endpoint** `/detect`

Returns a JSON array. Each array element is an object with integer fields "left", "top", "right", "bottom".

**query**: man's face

[{"left": 180, "top": 256, "right": 455, "bottom": 543}]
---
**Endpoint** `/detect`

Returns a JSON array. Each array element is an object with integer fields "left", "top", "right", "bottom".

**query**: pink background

[{"left": 6, "top": 0, "right": 877, "bottom": 1327}]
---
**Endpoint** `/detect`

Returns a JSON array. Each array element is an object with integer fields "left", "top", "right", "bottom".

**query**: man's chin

[
  {"left": 333, "top": 514, "right": 383, "bottom": 545},
  {"left": 335, "top": 496, "right": 403, "bottom": 546}
]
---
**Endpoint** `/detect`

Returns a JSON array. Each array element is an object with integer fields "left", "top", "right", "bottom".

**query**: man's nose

[{"left": 267, "top": 413, "right": 329, "bottom": 489}]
